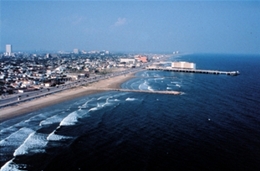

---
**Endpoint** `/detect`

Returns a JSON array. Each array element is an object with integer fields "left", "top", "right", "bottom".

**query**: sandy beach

[{"left": 0, "top": 73, "right": 135, "bottom": 122}]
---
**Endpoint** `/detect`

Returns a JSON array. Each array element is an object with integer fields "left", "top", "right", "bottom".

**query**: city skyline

[{"left": 1, "top": 0, "right": 260, "bottom": 54}]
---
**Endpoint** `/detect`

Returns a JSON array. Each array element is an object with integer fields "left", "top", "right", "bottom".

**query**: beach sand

[{"left": 0, "top": 73, "right": 135, "bottom": 122}]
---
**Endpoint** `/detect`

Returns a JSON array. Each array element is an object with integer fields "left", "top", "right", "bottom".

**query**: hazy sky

[{"left": 1, "top": 0, "right": 260, "bottom": 54}]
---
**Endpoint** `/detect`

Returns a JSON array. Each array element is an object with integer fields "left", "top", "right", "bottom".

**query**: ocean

[{"left": 1, "top": 53, "right": 260, "bottom": 171}]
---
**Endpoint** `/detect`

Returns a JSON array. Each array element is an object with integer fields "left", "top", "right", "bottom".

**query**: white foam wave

[
  {"left": 79, "top": 99, "right": 94, "bottom": 108},
  {"left": 47, "top": 131, "right": 72, "bottom": 141},
  {"left": 89, "top": 102, "right": 109, "bottom": 112},
  {"left": 140, "top": 72, "right": 149, "bottom": 77},
  {"left": 24, "top": 113, "right": 47, "bottom": 123},
  {"left": 148, "top": 86, "right": 154, "bottom": 91},
  {"left": 89, "top": 107, "right": 98, "bottom": 111},
  {"left": 153, "top": 74, "right": 160, "bottom": 77},
  {"left": 166, "top": 87, "right": 171, "bottom": 90},
  {"left": 97, "top": 95, "right": 111, "bottom": 101},
  {"left": 106, "top": 96, "right": 111, "bottom": 103},
  {"left": 88, "top": 96, "right": 118, "bottom": 112},
  {"left": 129, "top": 82, "right": 138, "bottom": 89},
  {"left": 176, "top": 84, "right": 181, "bottom": 87},
  {"left": 1, "top": 113, "right": 49, "bottom": 137},
  {"left": 102, "top": 97, "right": 114, "bottom": 107},
  {"left": 13, "top": 132, "right": 48, "bottom": 156},
  {"left": 0, "top": 128, "right": 34, "bottom": 147},
  {"left": 0, "top": 126, "right": 20, "bottom": 140},
  {"left": 126, "top": 98, "right": 137, "bottom": 101},
  {"left": 155, "top": 78, "right": 164, "bottom": 81},
  {"left": 138, "top": 80, "right": 149, "bottom": 90},
  {"left": 0, "top": 159, "right": 26, "bottom": 171},
  {"left": 0, "top": 110, "right": 63, "bottom": 136},
  {"left": 97, "top": 102, "right": 103, "bottom": 107},
  {"left": 168, "top": 82, "right": 181, "bottom": 87},
  {"left": 102, "top": 102, "right": 110, "bottom": 107},
  {"left": 59, "top": 111, "right": 79, "bottom": 126},
  {"left": 39, "top": 114, "right": 64, "bottom": 126}
]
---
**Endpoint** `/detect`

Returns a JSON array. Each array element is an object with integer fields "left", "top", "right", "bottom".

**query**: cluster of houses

[{"left": 0, "top": 52, "right": 150, "bottom": 96}]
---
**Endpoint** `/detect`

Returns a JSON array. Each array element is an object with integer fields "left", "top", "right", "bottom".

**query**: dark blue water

[{"left": 1, "top": 54, "right": 260, "bottom": 171}]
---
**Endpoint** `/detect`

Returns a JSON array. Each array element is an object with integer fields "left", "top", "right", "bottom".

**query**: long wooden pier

[{"left": 147, "top": 67, "right": 239, "bottom": 76}]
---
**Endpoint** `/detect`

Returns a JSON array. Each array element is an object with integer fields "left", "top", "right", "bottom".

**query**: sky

[{"left": 1, "top": 0, "right": 260, "bottom": 54}]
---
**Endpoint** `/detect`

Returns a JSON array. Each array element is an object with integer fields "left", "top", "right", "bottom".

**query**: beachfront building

[
  {"left": 134, "top": 55, "right": 148, "bottom": 63},
  {"left": 119, "top": 58, "right": 136, "bottom": 67},
  {"left": 120, "top": 58, "right": 136, "bottom": 64},
  {"left": 171, "top": 62, "right": 196, "bottom": 69}
]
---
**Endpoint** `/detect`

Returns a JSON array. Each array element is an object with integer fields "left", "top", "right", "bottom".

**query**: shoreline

[{"left": 0, "top": 73, "right": 135, "bottom": 122}]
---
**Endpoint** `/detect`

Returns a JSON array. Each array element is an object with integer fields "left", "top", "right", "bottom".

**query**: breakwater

[{"left": 88, "top": 87, "right": 181, "bottom": 95}]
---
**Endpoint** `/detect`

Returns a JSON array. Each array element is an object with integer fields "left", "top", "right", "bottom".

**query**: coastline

[{"left": 0, "top": 73, "right": 135, "bottom": 122}]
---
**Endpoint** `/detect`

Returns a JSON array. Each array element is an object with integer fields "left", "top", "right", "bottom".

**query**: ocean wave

[
  {"left": 47, "top": 131, "right": 73, "bottom": 141},
  {"left": 0, "top": 126, "right": 20, "bottom": 140},
  {"left": 154, "top": 77, "right": 164, "bottom": 81},
  {"left": 0, "top": 128, "right": 34, "bottom": 147},
  {"left": 140, "top": 71, "right": 149, "bottom": 77},
  {"left": 167, "top": 83, "right": 174, "bottom": 86},
  {"left": 1, "top": 113, "right": 50, "bottom": 138},
  {"left": 138, "top": 80, "right": 149, "bottom": 90},
  {"left": 59, "top": 111, "right": 80, "bottom": 126},
  {"left": 89, "top": 107, "right": 98, "bottom": 111},
  {"left": 105, "top": 96, "right": 112, "bottom": 104},
  {"left": 24, "top": 113, "right": 46, "bottom": 123},
  {"left": 148, "top": 86, "right": 154, "bottom": 91},
  {"left": 126, "top": 97, "right": 138, "bottom": 101},
  {"left": 153, "top": 73, "right": 161, "bottom": 77},
  {"left": 87, "top": 95, "right": 122, "bottom": 112},
  {"left": 97, "top": 95, "right": 112, "bottom": 101},
  {"left": 129, "top": 81, "right": 141, "bottom": 90},
  {"left": 0, "top": 110, "right": 64, "bottom": 138},
  {"left": 13, "top": 132, "right": 48, "bottom": 156},
  {"left": 88, "top": 101, "right": 112, "bottom": 112},
  {"left": 168, "top": 82, "right": 181, "bottom": 87},
  {"left": 78, "top": 98, "right": 95, "bottom": 109},
  {"left": 39, "top": 114, "right": 65, "bottom": 126},
  {"left": 0, "top": 159, "right": 26, "bottom": 171}
]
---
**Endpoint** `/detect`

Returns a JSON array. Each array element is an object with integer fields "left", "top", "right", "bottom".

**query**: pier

[{"left": 147, "top": 67, "right": 239, "bottom": 76}]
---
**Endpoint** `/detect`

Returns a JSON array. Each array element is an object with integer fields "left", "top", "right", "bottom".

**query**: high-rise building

[
  {"left": 73, "top": 48, "right": 79, "bottom": 54},
  {"left": 6, "top": 44, "right": 12, "bottom": 56}
]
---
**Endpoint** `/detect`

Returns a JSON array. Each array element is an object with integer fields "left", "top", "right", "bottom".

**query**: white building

[
  {"left": 171, "top": 62, "right": 196, "bottom": 69},
  {"left": 120, "top": 58, "right": 136, "bottom": 64},
  {"left": 73, "top": 48, "right": 79, "bottom": 54},
  {"left": 6, "top": 44, "right": 12, "bottom": 56}
]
